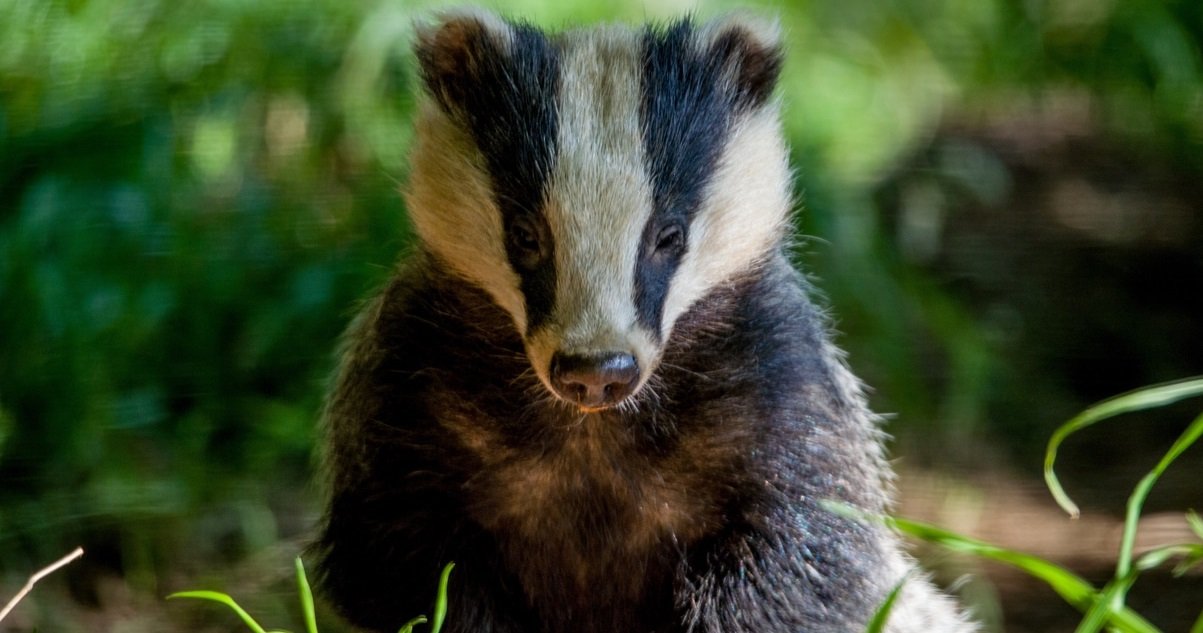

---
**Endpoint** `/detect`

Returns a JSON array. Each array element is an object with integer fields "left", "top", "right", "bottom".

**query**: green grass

[
  {"left": 865, "top": 572, "right": 912, "bottom": 633},
  {"left": 883, "top": 377, "right": 1203, "bottom": 633},
  {"left": 168, "top": 558, "right": 454, "bottom": 633}
]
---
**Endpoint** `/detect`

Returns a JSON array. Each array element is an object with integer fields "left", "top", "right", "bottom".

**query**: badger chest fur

[{"left": 315, "top": 11, "right": 972, "bottom": 633}]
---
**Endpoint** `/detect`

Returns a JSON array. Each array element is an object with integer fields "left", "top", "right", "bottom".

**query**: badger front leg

[
  {"left": 673, "top": 510, "right": 973, "bottom": 633},
  {"left": 316, "top": 483, "right": 536, "bottom": 633},
  {"left": 673, "top": 504, "right": 896, "bottom": 633}
]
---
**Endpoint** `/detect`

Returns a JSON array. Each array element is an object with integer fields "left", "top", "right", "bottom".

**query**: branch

[{"left": 0, "top": 547, "right": 85, "bottom": 623}]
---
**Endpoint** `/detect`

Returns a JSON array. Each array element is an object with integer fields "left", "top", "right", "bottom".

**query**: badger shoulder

[
  {"left": 315, "top": 256, "right": 537, "bottom": 631},
  {"left": 320, "top": 253, "right": 525, "bottom": 481}
]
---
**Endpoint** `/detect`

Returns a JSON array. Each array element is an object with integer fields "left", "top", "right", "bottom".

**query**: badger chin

[{"left": 575, "top": 403, "right": 617, "bottom": 415}]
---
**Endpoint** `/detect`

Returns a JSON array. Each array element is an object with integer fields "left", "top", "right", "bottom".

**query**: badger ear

[
  {"left": 703, "top": 14, "right": 785, "bottom": 110},
  {"left": 414, "top": 9, "right": 514, "bottom": 115}
]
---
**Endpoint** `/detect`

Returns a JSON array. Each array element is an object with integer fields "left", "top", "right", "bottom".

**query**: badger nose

[{"left": 550, "top": 352, "right": 640, "bottom": 408}]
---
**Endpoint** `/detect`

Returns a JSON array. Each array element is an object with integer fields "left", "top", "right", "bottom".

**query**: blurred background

[{"left": 1, "top": 0, "right": 1200, "bottom": 631}]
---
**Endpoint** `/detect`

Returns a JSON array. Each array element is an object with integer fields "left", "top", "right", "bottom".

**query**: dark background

[{"left": 1, "top": 1, "right": 1200, "bottom": 631}]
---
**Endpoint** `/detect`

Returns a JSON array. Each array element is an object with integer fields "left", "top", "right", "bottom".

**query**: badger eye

[
  {"left": 653, "top": 224, "right": 685, "bottom": 257},
  {"left": 508, "top": 216, "right": 544, "bottom": 268}
]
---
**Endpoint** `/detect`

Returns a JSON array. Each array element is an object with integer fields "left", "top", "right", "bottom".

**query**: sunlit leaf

[
  {"left": 865, "top": 573, "right": 910, "bottom": 633},
  {"left": 1044, "top": 377, "right": 1203, "bottom": 518},
  {"left": 397, "top": 615, "right": 427, "bottom": 633},
  {"left": 166, "top": 591, "right": 273, "bottom": 633},
  {"left": 890, "top": 517, "right": 1161, "bottom": 633},
  {"left": 430, "top": 562, "right": 455, "bottom": 633},
  {"left": 1187, "top": 510, "right": 1203, "bottom": 541},
  {"left": 295, "top": 557, "right": 318, "bottom": 633},
  {"left": 1136, "top": 544, "right": 1203, "bottom": 572}
]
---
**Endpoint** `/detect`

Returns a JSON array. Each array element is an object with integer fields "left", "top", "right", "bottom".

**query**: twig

[{"left": 0, "top": 547, "right": 85, "bottom": 623}]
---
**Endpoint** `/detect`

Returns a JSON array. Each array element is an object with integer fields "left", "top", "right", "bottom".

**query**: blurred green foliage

[
  {"left": 1, "top": 0, "right": 418, "bottom": 579},
  {"left": 0, "top": 0, "right": 1201, "bottom": 622}
]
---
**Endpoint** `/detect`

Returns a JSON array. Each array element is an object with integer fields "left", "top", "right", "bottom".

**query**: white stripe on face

[
  {"left": 659, "top": 106, "right": 792, "bottom": 336},
  {"left": 526, "top": 27, "right": 659, "bottom": 391}
]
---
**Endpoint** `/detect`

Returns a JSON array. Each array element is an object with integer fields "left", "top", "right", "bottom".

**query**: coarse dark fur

[
  {"left": 314, "top": 11, "right": 972, "bottom": 633},
  {"left": 320, "top": 253, "right": 889, "bottom": 633}
]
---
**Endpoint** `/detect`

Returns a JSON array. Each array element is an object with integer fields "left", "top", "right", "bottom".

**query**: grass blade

[
  {"left": 430, "top": 562, "right": 454, "bottom": 633},
  {"left": 1136, "top": 544, "right": 1203, "bottom": 573},
  {"left": 295, "top": 558, "right": 319, "bottom": 633},
  {"left": 865, "top": 573, "right": 910, "bottom": 633},
  {"left": 1074, "top": 575, "right": 1138, "bottom": 633},
  {"left": 1043, "top": 377, "right": 1203, "bottom": 518},
  {"left": 1074, "top": 412, "right": 1203, "bottom": 631},
  {"left": 1187, "top": 510, "right": 1203, "bottom": 540},
  {"left": 397, "top": 615, "right": 428, "bottom": 633},
  {"left": 166, "top": 591, "right": 272, "bottom": 633},
  {"left": 890, "top": 517, "right": 1161, "bottom": 633},
  {"left": 1116, "top": 413, "right": 1203, "bottom": 580}
]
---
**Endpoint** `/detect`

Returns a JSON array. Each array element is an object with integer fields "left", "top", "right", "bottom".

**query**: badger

[{"left": 315, "top": 10, "right": 974, "bottom": 633}]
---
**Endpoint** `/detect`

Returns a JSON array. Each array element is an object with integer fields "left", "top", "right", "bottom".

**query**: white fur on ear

[{"left": 702, "top": 12, "right": 782, "bottom": 50}]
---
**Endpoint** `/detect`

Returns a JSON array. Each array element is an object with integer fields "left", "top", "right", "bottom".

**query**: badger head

[{"left": 406, "top": 10, "right": 792, "bottom": 412}]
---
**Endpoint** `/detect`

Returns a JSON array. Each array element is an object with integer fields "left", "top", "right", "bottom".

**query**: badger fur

[{"left": 315, "top": 11, "right": 974, "bottom": 633}]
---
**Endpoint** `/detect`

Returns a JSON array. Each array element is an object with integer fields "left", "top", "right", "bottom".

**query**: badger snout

[{"left": 549, "top": 351, "right": 640, "bottom": 409}]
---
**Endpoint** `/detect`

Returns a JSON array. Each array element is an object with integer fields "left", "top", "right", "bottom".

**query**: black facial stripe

[
  {"left": 635, "top": 20, "right": 738, "bottom": 335},
  {"left": 423, "top": 21, "right": 561, "bottom": 334}
]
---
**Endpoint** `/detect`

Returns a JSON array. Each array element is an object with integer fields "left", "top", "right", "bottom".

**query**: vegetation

[
  {"left": 166, "top": 560, "right": 454, "bottom": 633},
  {"left": 877, "top": 379, "right": 1203, "bottom": 633}
]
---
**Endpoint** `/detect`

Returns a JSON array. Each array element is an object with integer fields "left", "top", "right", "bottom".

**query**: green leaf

[
  {"left": 430, "top": 562, "right": 455, "bottom": 633},
  {"left": 865, "top": 573, "right": 910, "bottom": 633},
  {"left": 1044, "top": 377, "right": 1203, "bottom": 518},
  {"left": 1187, "top": 510, "right": 1203, "bottom": 541},
  {"left": 1074, "top": 575, "right": 1138, "bottom": 633},
  {"left": 1040, "top": 380, "right": 1203, "bottom": 632},
  {"left": 166, "top": 591, "right": 273, "bottom": 633},
  {"left": 1136, "top": 544, "right": 1203, "bottom": 573},
  {"left": 1118, "top": 414, "right": 1203, "bottom": 572},
  {"left": 295, "top": 557, "right": 319, "bottom": 633},
  {"left": 397, "top": 615, "right": 428, "bottom": 633},
  {"left": 889, "top": 517, "right": 1162, "bottom": 633}
]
